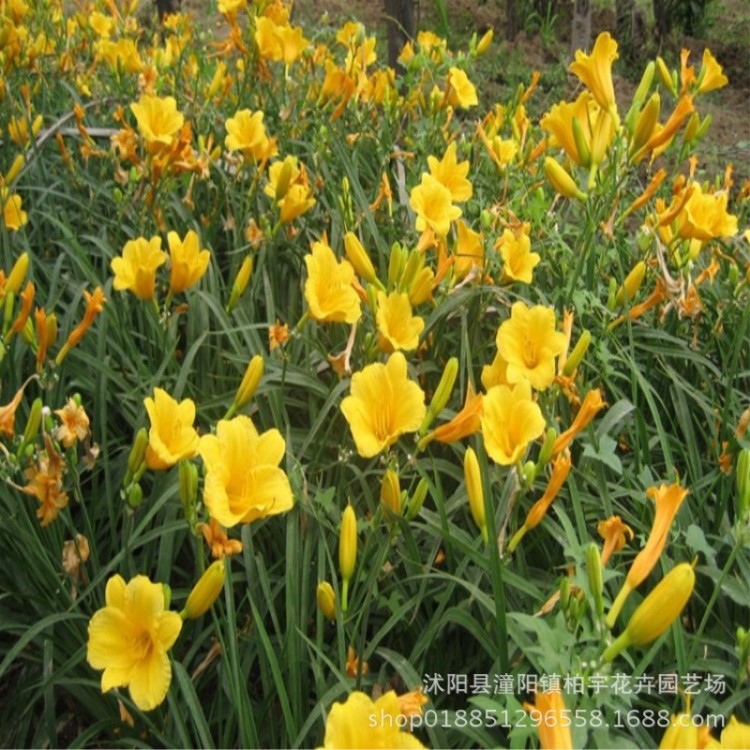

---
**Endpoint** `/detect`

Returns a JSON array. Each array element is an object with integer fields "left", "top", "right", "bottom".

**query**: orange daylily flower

[
  {"left": 507, "top": 452, "right": 572, "bottom": 553},
  {"left": 598, "top": 515, "right": 634, "bottom": 566},
  {"left": 524, "top": 690, "right": 573, "bottom": 750},
  {"left": 197, "top": 517, "right": 243, "bottom": 559},
  {"left": 0, "top": 375, "right": 36, "bottom": 437},
  {"left": 421, "top": 383, "right": 483, "bottom": 447},
  {"left": 553, "top": 388, "right": 607, "bottom": 455},
  {"left": 606, "top": 482, "right": 689, "bottom": 627},
  {"left": 23, "top": 434, "right": 68, "bottom": 526}
]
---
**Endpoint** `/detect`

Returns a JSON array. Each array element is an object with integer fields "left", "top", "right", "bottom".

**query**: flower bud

[
  {"left": 3, "top": 291, "right": 15, "bottom": 332},
  {"left": 656, "top": 56, "right": 677, "bottom": 96},
  {"left": 45, "top": 313, "right": 58, "bottom": 349},
  {"left": 127, "top": 482, "right": 144, "bottom": 509},
  {"left": 399, "top": 248, "right": 423, "bottom": 292},
  {"left": 560, "top": 576, "right": 571, "bottom": 612},
  {"left": 602, "top": 562, "right": 695, "bottom": 663},
  {"left": 406, "top": 477, "right": 429, "bottom": 520},
  {"left": 233, "top": 354, "right": 264, "bottom": 412},
  {"left": 182, "top": 559, "right": 226, "bottom": 619},
  {"left": 344, "top": 232, "right": 378, "bottom": 284},
  {"left": 316, "top": 581, "right": 336, "bottom": 621},
  {"left": 408, "top": 267, "right": 434, "bottom": 305},
  {"left": 695, "top": 114, "right": 712, "bottom": 142},
  {"left": 615, "top": 261, "right": 647, "bottom": 307},
  {"left": 562, "top": 330, "right": 591, "bottom": 377},
  {"left": 274, "top": 158, "right": 294, "bottom": 201},
  {"left": 388, "top": 243, "right": 405, "bottom": 288},
  {"left": 630, "top": 93, "right": 661, "bottom": 155},
  {"left": 736, "top": 448, "right": 750, "bottom": 524},
  {"left": 420, "top": 357, "right": 458, "bottom": 435},
  {"left": 586, "top": 542, "right": 604, "bottom": 617},
  {"left": 464, "top": 447, "right": 487, "bottom": 543},
  {"left": 683, "top": 112, "right": 700, "bottom": 143},
  {"left": 20, "top": 397, "right": 43, "bottom": 450},
  {"left": 4, "top": 154, "right": 25, "bottom": 185},
  {"left": 536, "top": 427, "right": 558, "bottom": 469},
  {"left": 544, "top": 158, "right": 586, "bottom": 201},
  {"left": 380, "top": 468, "right": 402, "bottom": 516},
  {"left": 6, "top": 253, "right": 29, "bottom": 295},
  {"left": 572, "top": 118, "right": 591, "bottom": 168},
  {"left": 625, "top": 61, "right": 655, "bottom": 130},
  {"left": 339, "top": 504, "right": 357, "bottom": 613},
  {"left": 476, "top": 28, "right": 493, "bottom": 55},
  {"left": 179, "top": 459, "right": 198, "bottom": 527},
  {"left": 126, "top": 427, "right": 149, "bottom": 478},
  {"left": 227, "top": 256, "right": 254, "bottom": 313}
]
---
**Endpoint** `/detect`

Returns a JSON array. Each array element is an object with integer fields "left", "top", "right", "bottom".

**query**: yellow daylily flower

[
  {"left": 199, "top": 415, "right": 293, "bottom": 527},
  {"left": 167, "top": 229, "right": 210, "bottom": 295},
  {"left": 376, "top": 290, "right": 424, "bottom": 352},
  {"left": 697, "top": 49, "right": 728, "bottom": 94},
  {"left": 319, "top": 691, "right": 425, "bottom": 749},
  {"left": 341, "top": 352, "right": 426, "bottom": 458},
  {"left": 129, "top": 94, "right": 183, "bottom": 150},
  {"left": 111, "top": 236, "right": 167, "bottom": 301},
  {"left": 481, "top": 380, "right": 545, "bottom": 466},
  {"left": 453, "top": 219, "right": 484, "bottom": 280},
  {"left": 446, "top": 67, "right": 477, "bottom": 109},
  {"left": 427, "top": 141, "right": 472, "bottom": 203},
  {"left": 496, "top": 302, "right": 567, "bottom": 391},
  {"left": 87, "top": 574, "right": 182, "bottom": 711},
  {"left": 224, "top": 109, "right": 277, "bottom": 164},
  {"left": 1, "top": 188, "right": 27, "bottom": 231},
  {"left": 497, "top": 227, "right": 540, "bottom": 284},
  {"left": 409, "top": 173, "right": 462, "bottom": 237},
  {"left": 304, "top": 239, "right": 361, "bottom": 323},
  {"left": 569, "top": 31, "right": 619, "bottom": 118},
  {"left": 144, "top": 388, "right": 199, "bottom": 470}
]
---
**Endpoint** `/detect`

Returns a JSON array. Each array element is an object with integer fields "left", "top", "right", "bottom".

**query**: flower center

[{"left": 522, "top": 337, "right": 538, "bottom": 368}]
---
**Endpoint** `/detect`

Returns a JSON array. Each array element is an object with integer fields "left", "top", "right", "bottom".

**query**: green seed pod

[
  {"left": 127, "top": 482, "right": 144, "bottom": 509},
  {"left": 736, "top": 448, "right": 750, "bottom": 524},
  {"left": 406, "top": 477, "right": 429, "bottom": 520}
]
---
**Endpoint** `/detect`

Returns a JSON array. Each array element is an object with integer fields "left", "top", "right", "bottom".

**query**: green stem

[{"left": 686, "top": 539, "right": 742, "bottom": 665}]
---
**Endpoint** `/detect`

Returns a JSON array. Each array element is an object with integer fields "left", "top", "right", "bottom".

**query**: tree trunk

[
  {"left": 652, "top": 0, "right": 671, "bottom": 40},
  {"left": 384, "top": 0, "right": 415, "bottom": 73},
  {"left": 156, "top": 0, "right": 180, "bottom": 23},
  {"left": 506, "top": 0, "right": 518, "bottom": 41},
  {"left": 570, "top": 0, "right": 591, "bottom": 56}
]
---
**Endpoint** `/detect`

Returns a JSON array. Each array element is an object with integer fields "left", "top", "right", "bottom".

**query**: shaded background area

[{"left": 290, "top": 0, "right": 750, "bottom": 178}]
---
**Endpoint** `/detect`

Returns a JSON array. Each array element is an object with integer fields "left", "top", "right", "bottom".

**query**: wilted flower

[
  {"left": 481, "top": 380, "right": 545, "bottom": 466},
  {"left": 197, "top": 518, "right": 243, "bottom": 559},
  {"left": 55, "top": 398, "right": 89, "bottom": 448},
  {"left": 497, "top": 302, "right": 567, "bottom": 392},
  {"left": 144, "top": 388, "right": 200, "bottom": 470},
  {"left": 87, "top": 574, "right": 182, "bottom": 711},
  {"left": 341, "top": 352, "right": 426, "bottom": 458},
  {"left": 111, "top": 236, "right": 167, "bottom": 301},
  {"left": 598, "top": 515, "right": 634, "bottom": 566},
  {"left": 199, "top": 415, "right": 293, "bottom": 527},
  {"left": 304, "top": 239, "right": 361, "bottom": 324}
]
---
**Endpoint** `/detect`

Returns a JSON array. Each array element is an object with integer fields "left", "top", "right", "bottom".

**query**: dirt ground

[{"left": 293, "top": 0, "right": 750, "bottom": 181}]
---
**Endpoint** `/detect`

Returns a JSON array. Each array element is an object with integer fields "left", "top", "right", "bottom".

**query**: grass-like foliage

[{"left": 0, "top": 2, "right": 748, "bottom": 748}]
